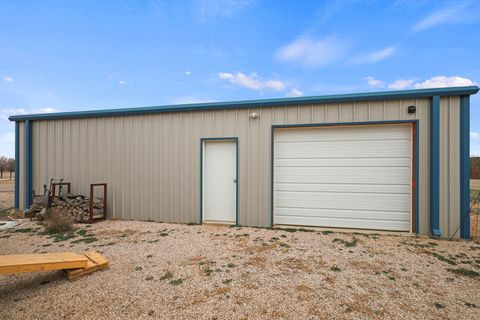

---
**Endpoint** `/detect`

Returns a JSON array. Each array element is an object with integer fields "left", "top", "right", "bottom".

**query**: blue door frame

[{"left": 200, "top": 137, "right": 239, "bottom": 225}]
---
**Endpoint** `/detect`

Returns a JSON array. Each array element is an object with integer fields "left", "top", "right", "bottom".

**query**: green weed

[
  {"left": 430, "top": 252, "right": 457, "bottom": 265},
  {"left": 447, "top": 268, "right": 479, "bottom": 278},
  {"left": 170, "top": 278, "right": 184, "bottom": 285},
  {"left": 160, "top": 271, "right": 174, "bottom": 280},
  {"left": 333, "top": 238, "right": 358, "bottom": 248}
]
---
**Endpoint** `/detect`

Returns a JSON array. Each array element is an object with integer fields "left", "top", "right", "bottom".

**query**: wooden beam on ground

[
  {"left": 66, "top": 251, "right": 109, "bottom": 281},
  {"left": 0, "top": 252, "right": 88, "bottom": 275}
]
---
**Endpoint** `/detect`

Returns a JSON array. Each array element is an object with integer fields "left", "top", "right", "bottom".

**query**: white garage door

[{"left": 273, "top": 124, "right": 412, "bottom": 232}]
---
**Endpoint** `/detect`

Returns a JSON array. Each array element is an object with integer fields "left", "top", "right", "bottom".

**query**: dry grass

[
  {"left": 0, "top": 192, "right": 14, "bottom": 214},
  {"left": 0, "top": 220, "right": 479, "bottom": 319}
]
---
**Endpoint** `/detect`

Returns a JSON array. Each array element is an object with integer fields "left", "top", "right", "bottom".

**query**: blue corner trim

[
  {"left": 430, "top": 96, "right": 441, "bottom": 236},
  {"left": 25, "top": 120, "right": 33, "bottom": 209},
  {"left": 8, "top": 86, "right": 479, "bottom": 122},
  {"left": 460, "top": 95, "right": 470, "bottom": 239},
  {"left": 270, "top": 125, "right": 275, "bottom": 228},
  {"left": 270, "top": 120, "right": 419, "bottom": 231},
  {"left": 200, "top": 137, "right": 239, "bottom": 225},
  {"left": 14, "top": 122, "right": 19, "bottom": 209},
  {"left": 415, "top": 121, "right": 420, "bottom": 234}
]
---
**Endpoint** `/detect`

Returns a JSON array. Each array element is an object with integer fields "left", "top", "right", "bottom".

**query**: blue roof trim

[{"left": 9, "top": 86, "right": 479, "bottom": 122}]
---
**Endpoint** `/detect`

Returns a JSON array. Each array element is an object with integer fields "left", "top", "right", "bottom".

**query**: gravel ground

[{"left": 1, "top": 220, "right": 479, "bottom": 320}]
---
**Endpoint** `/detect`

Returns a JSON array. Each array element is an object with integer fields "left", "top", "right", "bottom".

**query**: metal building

[{"left": 10, "top": 86, "right": 479, "bottom": 238}]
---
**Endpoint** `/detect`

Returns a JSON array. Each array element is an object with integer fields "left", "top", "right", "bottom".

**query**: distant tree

[
  {"left": 472, "top": 157, "right": 480, "bottom": 179},
  {"left": 7, "top": 158, "right": 15, "bottom": 179},
  {"left": 0, "top": 156, "right": 7, "bottom": 179}
]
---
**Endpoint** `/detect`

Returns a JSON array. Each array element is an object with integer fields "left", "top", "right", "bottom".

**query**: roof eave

[{"left": 8, "top": 86, "right": 479, "bottom": 122}]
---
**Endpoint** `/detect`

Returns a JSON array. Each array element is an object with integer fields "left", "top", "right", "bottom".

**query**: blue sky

[{"left": 0, "top": 0, "right": 479, "bottom": 157}]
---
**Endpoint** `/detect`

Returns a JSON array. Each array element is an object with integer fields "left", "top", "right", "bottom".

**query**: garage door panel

[
  {"left": 275, "top": 140, "right": 410, "bottom": 159},
  {"left": 275, "top": 191, "right": 410, "bottom": 212},
  {"left": 276, "top": 125, "right": 411, "bottom": 142},
  {"left": 275, "top": 207, "right": 409, "bottom": 222},
  {"left": 274, "top": 214, "right": 410, "bottom": 231},
  {"left": 275, "top": 182, "right": 410, "bottom": 194},
  {"left": 275, "top": 157, "right": 410, "bottom": 167},
  {"left": 275, "top": 166, "right": 411, "bottom": 184},
  {"left": 273, "top": 124, "right": 412, "bottom": 232}
]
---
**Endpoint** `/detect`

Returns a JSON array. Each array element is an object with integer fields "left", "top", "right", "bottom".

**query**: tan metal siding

[
  {"left": 416, "top": 99, "right": 431, "bottom": 236},
  {"left": 440, "top": 97, "right": 461, "bottom": 238},
  {"left": 26, "top": 97, "right": 463, "bottom": 236}
]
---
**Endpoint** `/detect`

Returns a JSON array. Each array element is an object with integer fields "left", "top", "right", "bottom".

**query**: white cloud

[
  {"left": 185, "top": 70, "right": 192, "bottom": 76},
  {"left": 38, "top": 108, "right": 56, "bottom": 113},
  {"left": 118, "top": 80, "right": 127, "bottom": 85},
  {"left": 286, "top": 88, "right": 304, "bottom": 97},
  {"left": 3, "top": 76, "right": 14, "bottom": 82},
  {"left": 218, "top": 72, "right": 286, "bottom": 91},
  {"left": 351, "top": 46, "right": 397, "bottom": 64},
  {"left": 388, "top": 79, "right": 414, "bottom": 90},
  {"left": 412, "top": 3, "right": 467, "bottom": 32},
  {"left": 0, "top": 108, "right": 27, "bottom": 121},
  {"left": 386, "top": 75, "right": 476, "bottom": 91},
  {"left": 275, "top": 36, "right": 349, "bottom": 68},
  {"left": 1, "top": 108, "right": 27, "bottom": 115},
  {"left": 413, "top": 76, "right": 475, "bottom": 89},
  {"left": 0, "top": 107, "right": 58, "bottom": 121},
  {"left": 0, "top": 131, "right": 15, "bottom": 157},
  {"left": 364, "top": 76, "right": 384, "bottom": 88}
]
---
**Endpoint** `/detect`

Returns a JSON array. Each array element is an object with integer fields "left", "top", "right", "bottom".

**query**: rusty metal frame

[
  {"left": 51, "top": 182, "right": 71, "bottom": 198},
  {"left": 89, "top": 183, "right": 107, "bottom": 224}
]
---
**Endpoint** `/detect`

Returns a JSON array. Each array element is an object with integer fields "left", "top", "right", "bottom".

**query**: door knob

[{"left": 233, "top": 178, "right": 237, "bottom": 183}]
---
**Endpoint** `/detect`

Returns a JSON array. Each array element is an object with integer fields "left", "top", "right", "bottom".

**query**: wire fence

[{"left": 471, "top": 189, "right": 480, "bottom": 241}]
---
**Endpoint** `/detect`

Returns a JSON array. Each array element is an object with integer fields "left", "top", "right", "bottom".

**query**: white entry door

[
  {"left": 273, "top": 124, "right": 412, "bottom": 232},
  {"left": 203, "top": 140, "right": 237, "bottom": 223}
]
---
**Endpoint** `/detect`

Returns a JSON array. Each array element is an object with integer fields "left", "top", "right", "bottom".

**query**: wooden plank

[
  {"left": 66, "top": 252, "right": 109, "bottom": 281},
  {"left": 0, "top": 252, "right": 88, "bottom": 275},
  {"left": 85, "top": 252, "right": 109, "bottom": 267}
]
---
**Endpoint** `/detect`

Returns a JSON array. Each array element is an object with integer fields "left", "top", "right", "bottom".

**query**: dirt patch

[{"left": 245, "top": 255, "right": 267, "bottom": 268}]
